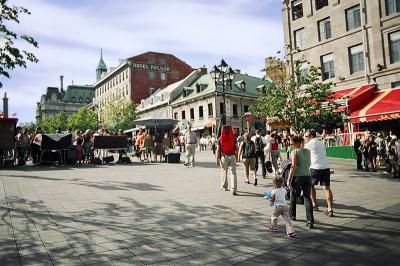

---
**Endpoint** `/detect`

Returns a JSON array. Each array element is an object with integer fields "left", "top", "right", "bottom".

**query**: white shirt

[
  {"left": 32, "top": 134, "right": 42, "bottom": 146},
  {"left": 305, "top": 138, "right": 330, "bottom": 169},
  {"left": 251, "top": 134, "right": 267, "bottom": 145},
  {"left": 396, "top": 141, "right": 400, "bottom": 155},
  {"left": 271, "top": 187, "right": 287, "bottom": 206}
]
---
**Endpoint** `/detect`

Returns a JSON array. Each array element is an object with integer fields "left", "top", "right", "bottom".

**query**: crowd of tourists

[
  {"left": 212, "top": 125, "right": 399, "bottom": 238},
  {"left": 354, "top": 131, "right": 400, "bottom": 178}
]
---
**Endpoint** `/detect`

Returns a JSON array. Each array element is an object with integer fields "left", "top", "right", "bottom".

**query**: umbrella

[{"left": 132, "top": 117, "right": 179, "bottom": 132}]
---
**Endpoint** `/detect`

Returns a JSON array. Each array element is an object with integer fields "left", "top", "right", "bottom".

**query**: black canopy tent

[{"left": 132, "top": 117, "right": 179, "bottom": 132}]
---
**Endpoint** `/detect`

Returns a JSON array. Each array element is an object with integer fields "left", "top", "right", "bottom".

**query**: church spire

[{"left": 96, "top": 48, "right": 107, "bottom": 81}]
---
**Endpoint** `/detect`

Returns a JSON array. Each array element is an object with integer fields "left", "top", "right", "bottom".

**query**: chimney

[
  {"left": 199, "top": 66, "right": 207, "bottom": 75},
  {"left": 235, "top": 69, "right": 241, "bottom": 74},
  {"left": 60, "top": 75, "right": 64, "bottom": 92},
  {"left": 3, "top": 92, "right": 9, "bottom": 118}
]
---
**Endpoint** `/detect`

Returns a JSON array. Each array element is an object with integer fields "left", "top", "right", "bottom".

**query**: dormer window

[
  {"left": 151, "top": 98, "right": 154, "bottom": 104},
  {"left": 196, "top": 84, "right": 201, "bottom": 93},
  {"left": 161, "top": 93, "right": 164, "bottom": 101},
  {"left": 183, "top": 89, "right": 187, "bottom": 97}
]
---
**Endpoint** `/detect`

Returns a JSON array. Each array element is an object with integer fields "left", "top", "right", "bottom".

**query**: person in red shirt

[{"left": 216, "top": 125, "right": 238, "bottom": 195}]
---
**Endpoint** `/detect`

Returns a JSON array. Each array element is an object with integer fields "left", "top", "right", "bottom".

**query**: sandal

[
  {"left": 324, "top": 209, "right": 334, "bottom": 217},
  {"left": 267, "top": 225, "right": 277, "bottom": 232}
]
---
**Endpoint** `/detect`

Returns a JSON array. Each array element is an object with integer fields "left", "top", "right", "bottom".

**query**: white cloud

[{"left": 2, "top": 0, "right": 284, "bottom": 123}]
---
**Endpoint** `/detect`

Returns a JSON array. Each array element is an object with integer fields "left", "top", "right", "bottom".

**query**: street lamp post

[
  {"left": 238, "top": 80, "right": 246, "bottom": 134},
  {"left": 210, "top": 59, "right": 236, "bottom": 126}
]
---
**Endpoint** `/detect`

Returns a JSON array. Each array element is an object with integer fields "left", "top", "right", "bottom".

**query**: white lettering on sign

[{"left": 131, "top": 62, "right": 171, "bottom": 72}]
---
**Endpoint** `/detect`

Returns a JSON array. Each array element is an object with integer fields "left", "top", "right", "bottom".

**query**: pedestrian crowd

[{"left": 354, "top": 131, "right": 400, "bottom": 178}]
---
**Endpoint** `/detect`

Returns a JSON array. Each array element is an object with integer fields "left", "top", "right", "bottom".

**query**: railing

[{"left": 319, "top": 131, "right": 380, "bottom": 147}]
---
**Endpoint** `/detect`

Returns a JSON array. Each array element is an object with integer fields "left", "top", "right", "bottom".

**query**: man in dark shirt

[{"left": 354, "top": 134, "right": 363, "bottom": 170}]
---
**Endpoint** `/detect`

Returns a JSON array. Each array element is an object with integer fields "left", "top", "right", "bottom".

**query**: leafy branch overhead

[
  {"left": 252, "top": 53, "right": 341, "bottom": 133},
  {"left": 0, "top": 0, "right": 39, "bottom": 87}
]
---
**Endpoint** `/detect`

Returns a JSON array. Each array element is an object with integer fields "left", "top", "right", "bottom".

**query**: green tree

[
  {"left": 0, "top": 0, "right": 39, "bottom": 88},
  {"left": 37, "top": 111, "right": 67, "bottom": 133},
  {"left": 67, "top": 107, "right": 97, "bottom": 132},
  {"left": 251, "top": 55, "right": 340, "bottom": 133},
  {"left": 101, "top": 95, "right": 138, "bottom": 132},
  {"left": 18, "top": 121, "right": 36, "bottom": 132}
]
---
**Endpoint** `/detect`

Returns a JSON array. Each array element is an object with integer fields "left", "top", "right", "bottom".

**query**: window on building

[
  {"left": 199, "top": 106, "right": 204, "bottom": 119},
  {"left": 183, "top": 89, "right": 187, "bottom": 97},
  {"left": 349, "top": 44, "right": 364, "bottom": 74},
  {"left": 161, "top": 93, "right": 164, "bottom": 101},
  {"left": 208, "top": 103, "right": 213, "bottom": 117},
  {"left": 220, "top": 102, "right": 224, "bottom": 115},
  {"left": 315, "top": 0, "right": 328, "bottom": 10},
  {"left": 294, "top": 28, "right": 306, "bottom": 49},
  {"left": 160, "top": 73, "right": 166, "bottom": 80},
  {"left": 181, "top": 110, "right": 186, "bottom": 120},
  {"left": 346, "top": 5, "right": 361, "bottom": 31},
  {"left": 72, "top": 96, "right": 75, "bottom": 101},
  {"left": 149, "top": 71, "right": 155, "bottom": 80},
  {"left": 321, "top": 53, "right": 335, "bottom": 80},
  {"left": 86, "top": 97, "right": 90, "bottom": 102},
  {"left": 196, "top": 84, "right": 201, "bottom": 93},
  {"left": 232, "top": 104, "right": 238, "bottom": 118},
  {"left": 174, "top": 112, "right": 178, "bottom": 119},
  {"left": 126, "top": 86, "right": 128, "bottom": 95},
  {"left": 79, "top": 97, "right": 82, "bottom": 101},
  {"left": 244, "top": 105, "right": 249, "bottom": 113},
  {"left": 318, "top": 18, "right": 331, "bottom": 41},
  {"left": 190, "top": 108, "right": 195, "bottom": 120},
  {"left": 391, "top": 81, "right": 400, "bottom": 88},
  {"left": 389, "top": 31, "right": 400, "bottom": 64},
  {"left": 292, "top": 0, "right": 303, "bottom": 20},
  {"left": 386, "top": 0, "right": 400, "bottom": 15},
  {"left": 297, "top": 62, "right": 309, "bottom": 82}
]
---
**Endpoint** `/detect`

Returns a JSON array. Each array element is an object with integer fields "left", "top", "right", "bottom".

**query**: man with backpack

[
  {"left": 216, "top": 125, "right": 238, "bottom": 195},
  {"left": 238, "top": 132, "right": 257, "bottom": 185},
  {"left": 251, "top": 129, "right": 267, "bottom": 179}
]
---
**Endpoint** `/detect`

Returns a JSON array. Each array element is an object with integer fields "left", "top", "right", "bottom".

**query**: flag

[{"left": 12, "top": 112, "right": 17, "bottom": 116}]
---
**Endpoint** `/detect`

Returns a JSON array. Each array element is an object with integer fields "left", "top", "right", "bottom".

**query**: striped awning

[
  {"left": 349, "top": 88, "right": 400, "bottom": 123},
  {"left": 331, "top": 84, "right": 376, "bottom": 113}
]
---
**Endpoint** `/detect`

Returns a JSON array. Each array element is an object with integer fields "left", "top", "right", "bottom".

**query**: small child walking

[{"left": 268, "top": 177, "right": 295, "bottom": 238}]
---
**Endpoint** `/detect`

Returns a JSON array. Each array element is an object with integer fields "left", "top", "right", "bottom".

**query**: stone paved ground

[{"left": 1, "top": 151, "right": 400, "bottom": 265}]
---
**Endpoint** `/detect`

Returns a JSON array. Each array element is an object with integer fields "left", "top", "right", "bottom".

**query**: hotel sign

[{"left": 131, "top": 62, "right": 171, "bottom": 72}]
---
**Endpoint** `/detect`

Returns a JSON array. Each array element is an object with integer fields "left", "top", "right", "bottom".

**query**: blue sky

[{"left": 2, "top": 0, "right": 284, "bottom": 124}]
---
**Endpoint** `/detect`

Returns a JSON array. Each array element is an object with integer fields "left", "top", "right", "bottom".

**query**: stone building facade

[
  {"left": 282, "top": 0, "right": 400, "bottom": 90},
  {"left": 36, "top": 80, "right": 95, "bottom": 122},
  {"left": 93, "top": 51, "right": 193, "bottom": 121},
  {"left": 137, "top": 68, "right": 271, "bottom": 136}
]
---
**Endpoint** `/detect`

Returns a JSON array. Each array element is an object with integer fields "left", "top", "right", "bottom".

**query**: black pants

[
  {"left": 289, "top": 176, "right": 314, "bottom": 224},
  {"left": 30, "top": 144, "right": 41, "bottom": 165},
  {"left": 255, "top": 151, "right": 266, "bottom": 177},
  {"left": 356, "top": 152, "right": 363, "bottom": 169}
]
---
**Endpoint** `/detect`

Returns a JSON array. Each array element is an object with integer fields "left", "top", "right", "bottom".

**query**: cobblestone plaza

[{"left": 1, "top": 152, "right": 400, "bottom": 265}]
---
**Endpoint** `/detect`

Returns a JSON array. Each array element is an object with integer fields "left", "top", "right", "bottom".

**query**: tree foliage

[
  {"left": 100, "top": 95, "right": 138, "bottom": 131},
  {"left": 251, "top": 55, "right": 341, "bottom": 133},
  {"left": 0, "top": 0, "right": 39, "bottom": 88},
  {"left": 67, "top": 107, "right": 97, "bottom": 132},
  {"left": 18, "top": 121, "right": 36, "bottom": 132},
  {"left": 37, "top": 111, "right": 67, "bottom": 133}
]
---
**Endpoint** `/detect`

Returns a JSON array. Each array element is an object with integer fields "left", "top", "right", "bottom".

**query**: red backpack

[{"left": 220, "top": 126, "right": 235, "bottom": 154}]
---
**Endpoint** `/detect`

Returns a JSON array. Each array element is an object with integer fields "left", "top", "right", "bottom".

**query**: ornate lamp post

[
  {"left": 239, "top": 80, "right": 246, "bottom": 134},
  {"left": 210, "top": 59, "right": 236, "bottom": 126}
]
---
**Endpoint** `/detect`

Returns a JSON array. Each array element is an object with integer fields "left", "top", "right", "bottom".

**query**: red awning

[
  {"left": 349, "top": 88, "right": 400, "bottom": 123},
  {"left": 332, "top": 84, "right": 376, "bottom": 113}
]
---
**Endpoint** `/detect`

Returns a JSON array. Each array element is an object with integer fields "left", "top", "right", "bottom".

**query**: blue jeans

[{"left": 289, "top": 175, "right": 314, "bottom": 224}]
